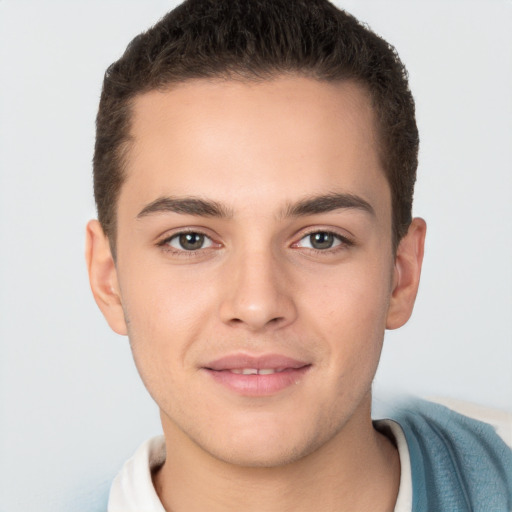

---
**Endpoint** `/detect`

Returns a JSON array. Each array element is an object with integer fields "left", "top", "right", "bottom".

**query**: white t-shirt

[{"left": 108, "top": 399, "right": 512, "bottom": 512}]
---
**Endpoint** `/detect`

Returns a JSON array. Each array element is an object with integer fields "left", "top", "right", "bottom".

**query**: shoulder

[
  {"left": 107, "top": 435, "right": 166, "bottom": 512},
  {"left": 424, "top": 396, "right": 512, "bottom": 447},
  {"left": 388, "top": 397, "right": 512, "bottom": 512}
]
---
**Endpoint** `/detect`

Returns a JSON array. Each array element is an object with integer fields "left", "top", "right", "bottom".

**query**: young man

[{"left": 85, "top": 0, "right": 512, "bottom": 510}]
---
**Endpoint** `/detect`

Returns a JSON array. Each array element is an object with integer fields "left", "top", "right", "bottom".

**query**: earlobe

[
  {"left": 386, "top": 218, "right": 427, "bottom": 330},
  {"left": 85, "top": 220, "right": 128, "bottom": 336}
]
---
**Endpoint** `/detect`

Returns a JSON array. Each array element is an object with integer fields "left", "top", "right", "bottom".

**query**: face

[{"left": 87, "top": 76, "right": 425, "bottom": 467}]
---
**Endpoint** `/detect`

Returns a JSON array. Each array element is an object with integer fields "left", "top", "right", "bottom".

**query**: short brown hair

[{"left": 94, "top": 0, "right": 418, "bottom": 254}]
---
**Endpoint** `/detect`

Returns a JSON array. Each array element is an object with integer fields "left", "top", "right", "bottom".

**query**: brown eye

[
  {"left": 167, "top": 232, "right": 212, "bottom": 251},
  {"left": 309, "top": 232, "right": 335, "bottom": 250},
  {"left": 293, "top": 231, "right": 350, "bottom": 251},
  {"left": 179, "top": 233, "right": 204, "bottom": 250}
]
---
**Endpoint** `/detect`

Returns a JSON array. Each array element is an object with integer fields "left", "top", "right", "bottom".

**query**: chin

[
  {"left": 209, "top": 439, "right": 313, "bottom": 468},
  {"left": 195, "top": 419, "right": 328, "bottom": 469}
]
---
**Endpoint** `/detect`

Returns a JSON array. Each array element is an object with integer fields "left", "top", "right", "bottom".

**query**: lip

[
  {"left": 202, "top": 353, "right": 312, "bottom": 396},
  {"left": 205, "top": 353, "right": 309, "bottom": 371}
]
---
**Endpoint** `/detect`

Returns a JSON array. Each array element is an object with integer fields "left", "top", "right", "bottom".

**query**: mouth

[
  {"left": 202, "top": 354, "right": 312, "bottom": 396},
  {"left": 226, "top": 368, "right": 291, "bottom": 375}
]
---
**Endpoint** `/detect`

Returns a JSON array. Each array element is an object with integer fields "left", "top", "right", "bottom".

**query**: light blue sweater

[{"left": 392, "top": 399, "right": 512, "bottom": 511}]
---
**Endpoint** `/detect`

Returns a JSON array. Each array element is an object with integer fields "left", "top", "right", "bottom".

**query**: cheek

[
  {"left": 306, "top": 259, "right": 391, "bottom": 327},
  {"left": 117, "top": 266, "right": 216, "bottom": 386},
  {"left": 299, "top": 257, "right": 392, "bottom": 371},
  {"left": 120, "top": 261, "right": 214, "bottom": 333}
]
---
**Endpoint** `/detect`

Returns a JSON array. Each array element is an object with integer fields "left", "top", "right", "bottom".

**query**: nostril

[{"left": 228, "top": 315, "right": 283, "bottom": 328}]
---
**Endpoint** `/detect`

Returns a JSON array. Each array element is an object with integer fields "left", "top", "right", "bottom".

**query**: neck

[{"left": 153, "top": 395, "right": 400, "bottom": 512}]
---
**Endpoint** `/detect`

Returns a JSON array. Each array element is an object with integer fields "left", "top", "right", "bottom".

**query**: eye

[
  {"left": 295, "top": 231, "right": 349, "bottom": 250},
  {"left": 165, "top": 232, "right": 214, "bottom": 251}
]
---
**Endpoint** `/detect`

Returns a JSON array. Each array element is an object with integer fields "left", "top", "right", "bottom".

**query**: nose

[{"left": 218, "top": 248, "right": 297, "bottom": 332}]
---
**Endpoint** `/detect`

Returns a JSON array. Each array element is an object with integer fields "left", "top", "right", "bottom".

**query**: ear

[
  {"left": 85, "top": 220, "right": 128, "bottom": 335},
  {"left": 386, "top": 217, "right": 427, "bottom": 330}
]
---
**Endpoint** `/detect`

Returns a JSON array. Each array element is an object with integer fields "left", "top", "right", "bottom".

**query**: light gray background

[{"left": 1, "top": 1, "right": 511, "bottom": 510}]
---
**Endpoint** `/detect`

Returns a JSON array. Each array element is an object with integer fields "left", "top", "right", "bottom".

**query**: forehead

[{"left": 121, "top": 76, "right": 388, "bottom": 218}]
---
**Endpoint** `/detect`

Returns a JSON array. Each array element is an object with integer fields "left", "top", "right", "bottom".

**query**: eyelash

[
  {"left": 292, "top": 230, "right": 354, "bottom": 254},
  {"left": 157, "top": 229, "right": 217, "bottom": 256},
  {"left": 157, "top": 228, "right": 354, "bottom": 257}
]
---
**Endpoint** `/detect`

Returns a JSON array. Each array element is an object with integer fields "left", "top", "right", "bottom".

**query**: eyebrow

[
  {"left": 137, "top": 196, "right": 233, "bottom": 219},
  {"left": 136, "top": 192, "right": 374, "bottom": 220},
  {"left": 282, "top": 192, "right": 375, "bottom": 218}
]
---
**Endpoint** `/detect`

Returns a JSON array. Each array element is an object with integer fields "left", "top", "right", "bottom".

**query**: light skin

[{"left": 86, "top": 76, "right": 426, "bottom": 511}]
